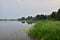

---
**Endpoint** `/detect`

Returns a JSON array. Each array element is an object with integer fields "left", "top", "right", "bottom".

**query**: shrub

[{"left": 28, "top": 21, "right": 60, "bottom": 40}]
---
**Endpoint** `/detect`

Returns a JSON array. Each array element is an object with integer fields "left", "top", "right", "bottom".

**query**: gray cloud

[{"left": 0, "top": 0, "right": 60, "bottom": 18}]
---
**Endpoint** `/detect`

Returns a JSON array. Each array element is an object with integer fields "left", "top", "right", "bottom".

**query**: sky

[{"left": 0, "top": 0, "right": 60, "bottom": 19}]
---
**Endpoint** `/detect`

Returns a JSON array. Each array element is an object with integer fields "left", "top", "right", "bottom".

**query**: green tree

[
  {"left": 35, "top": 14, "right": 47, "bottom": 20},
  {"left": 40, "top": 15, "right": 47, "bottom": 20},
  {"left": 56, "top": 9, "right": 60, "bottom": 20},
  {"left": 21, "top": 17, "right": 25, "bottom": 20},
  {"left": 50, "top": 12, "right": 57, "bottom": 20},
  {"left": 17, "top": 17, "right": 25, "bottom": 21},
  {"left": 17, "top": 18, "right": 21, "bottom": 21},
  {"left": 35, "top": 15, "right": 41, "bottom": 20},
  {"left": 26, "top": 16, "right": 33, "bottom": 20}
]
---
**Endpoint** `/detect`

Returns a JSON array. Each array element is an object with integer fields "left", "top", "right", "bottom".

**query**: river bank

[{"left": 28, "top": 21, "right": 60, "bottom": 40}]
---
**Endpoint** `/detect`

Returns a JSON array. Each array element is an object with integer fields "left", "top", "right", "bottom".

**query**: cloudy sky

[{"left": 0, "top": 0, "right": 60, "bottom": 19}]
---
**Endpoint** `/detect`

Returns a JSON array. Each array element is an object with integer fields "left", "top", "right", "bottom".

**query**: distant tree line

[
  {"left": 0, "top": 19, "right": 16, "bottom": 21},
  {"left": 17, "top": 9, "right": 60, "bottom": 21},
  {"left": 50, "top": 9, "right": 60, "bottom": 21}
]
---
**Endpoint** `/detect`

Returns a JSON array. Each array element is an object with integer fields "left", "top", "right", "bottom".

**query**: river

[{"left": 0, "top": 21, "right": 34, "bottom": 40}]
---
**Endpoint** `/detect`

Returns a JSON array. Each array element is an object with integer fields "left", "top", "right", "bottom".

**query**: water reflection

[
  {"left": 17, "top": 21, "right": 35, "bottom": 24},
  {"left": 21, "top": 21, "right": 25, "bottom": 23},
  {"left": 0, "top": 21, "right": 34, "bottom": 40}
]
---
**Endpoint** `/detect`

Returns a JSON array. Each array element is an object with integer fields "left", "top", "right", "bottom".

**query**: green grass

[{"left": 28, "top": 21, "right": 60, "bottom": 40}]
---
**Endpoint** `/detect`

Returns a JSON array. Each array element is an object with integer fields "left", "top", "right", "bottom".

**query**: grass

[{"left": 28, "top": 21, "right": 60, "bottom": 40}]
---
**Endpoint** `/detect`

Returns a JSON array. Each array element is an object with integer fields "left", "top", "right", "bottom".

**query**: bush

[{"left": 28, "top": 21, "right": 60, "bottom": 40}]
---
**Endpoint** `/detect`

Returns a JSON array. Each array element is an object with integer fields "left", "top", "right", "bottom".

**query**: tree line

[
  {"left": 50, "top": 9, "right": 60, "bottom": 21},
  {"left": 17, "top": 9, "right": 60, "bottom": 21}
]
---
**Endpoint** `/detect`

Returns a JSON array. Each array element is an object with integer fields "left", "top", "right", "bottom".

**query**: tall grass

[{"left": 28, "top": 21, "right": 60, "bottom": 40}]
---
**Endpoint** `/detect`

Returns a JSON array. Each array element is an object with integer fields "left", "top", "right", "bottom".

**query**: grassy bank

[{"left": 28, "top": 21, "right": 60, "bottom": 40}]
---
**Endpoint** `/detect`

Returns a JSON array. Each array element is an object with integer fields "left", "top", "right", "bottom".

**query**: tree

[
  {"left": 35, "top": 14, "right": 47, "bottom": 20},
  {"left": 21, "top": 17, "right": 25, "bottom": 20},
  {"left": 26, "top": 16, "right": 33, "bottom": 20},
  {"left": 17, "top": 18, "right": 21, "bottom": 21},
  {"left": 35, "top": 15, "right": 41, "bottom": 20},
  {"left": 50, "top": 12, "right": 57, "bottom": 20},
  {"left": 56, "top": 9, "right": 60, "bottom": 20},
  {"left": 17, "top": 17, "right": 25, "bottom": 21},
  {"left": 40, "top": 14, "right": 47, "bottom": 20}
]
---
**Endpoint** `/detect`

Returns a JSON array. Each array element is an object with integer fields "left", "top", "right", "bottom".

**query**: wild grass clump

[{"left": 28, "top": 21, "right": 60, "bottom": 40}]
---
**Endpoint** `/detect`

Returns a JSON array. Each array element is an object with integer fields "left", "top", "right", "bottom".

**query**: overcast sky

[{"left": 0, "top": 0, "right": 60, "bottom": 19}]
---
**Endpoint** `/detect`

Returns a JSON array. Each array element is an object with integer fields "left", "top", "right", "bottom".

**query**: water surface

[{"left": 0, "top": 21, "right": 34, "bottom": 40}]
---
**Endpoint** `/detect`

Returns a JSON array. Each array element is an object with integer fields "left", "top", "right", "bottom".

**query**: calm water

[{"left": 0, "top": 21, "right": 34, "bottom": 40}]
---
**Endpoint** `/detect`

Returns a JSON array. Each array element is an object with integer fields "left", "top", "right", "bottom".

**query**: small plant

[{"left": 28, "top": 21, "right": 60, "bottom": 40}]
